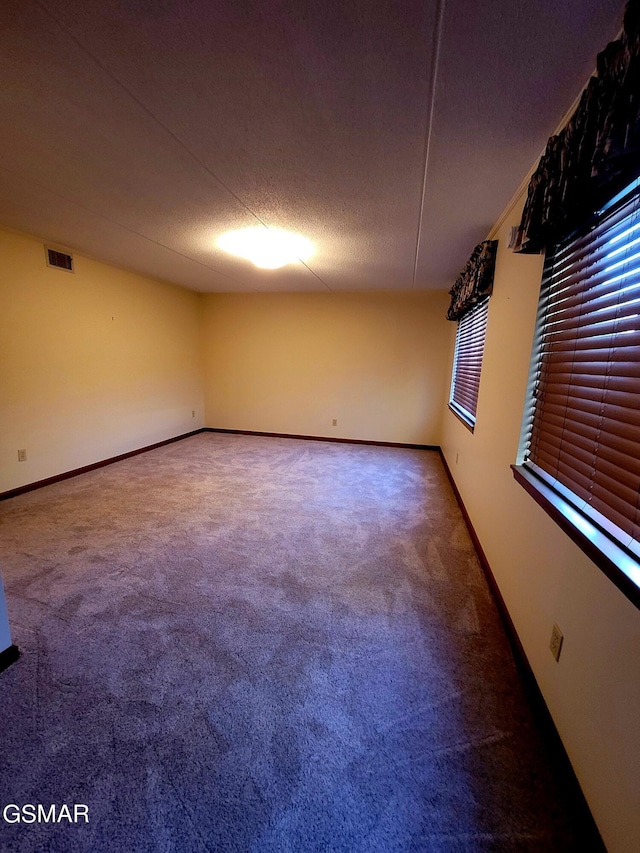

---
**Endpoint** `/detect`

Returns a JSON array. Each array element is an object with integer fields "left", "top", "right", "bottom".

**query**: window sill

[
  {"left": 448, "top": 402, "right": 475, "bottom": 433},
  {"left": 512, "top": 465, "right": 640, "bottom": 610}
]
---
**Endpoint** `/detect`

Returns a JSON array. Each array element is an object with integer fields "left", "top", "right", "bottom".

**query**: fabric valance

[
  {"left": 513, "top": 0, "right": 640, "bottom": 254},
  {"left": 446, "top": 240, "right": 498, "bottom": 321}
]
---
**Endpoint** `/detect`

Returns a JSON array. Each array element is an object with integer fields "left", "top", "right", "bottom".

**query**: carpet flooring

[{"left": 0, "top": 433, "right": 600, "bottom": 852}]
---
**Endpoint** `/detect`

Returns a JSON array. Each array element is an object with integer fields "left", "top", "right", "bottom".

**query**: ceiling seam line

[
  {"left": 0, "top": 164, "right": 249, "bottom": 286},
  {"left": 300, "top": 259, "right": 333, "bottom": 291},
  {"left": 33, "top": 0, "right": 332, "bottom": 290},
  {"left": 412, "top": 0, "right": 446, "bottom": 290},
  {"left": 34, "top": 0, "right": 263, "bottom": 224}
]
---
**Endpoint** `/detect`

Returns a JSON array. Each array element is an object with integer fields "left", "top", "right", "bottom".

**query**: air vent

[{"left": 45, "top": 247, "right": 74, "bottom": 272}]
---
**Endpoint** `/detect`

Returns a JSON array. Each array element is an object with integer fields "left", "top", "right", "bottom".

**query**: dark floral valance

[
  {"left": 446, "top": 240, "right": 498, "bottom": 321},
  {"left": 514, "top": 0, "right": 640, "bottom": 254}
]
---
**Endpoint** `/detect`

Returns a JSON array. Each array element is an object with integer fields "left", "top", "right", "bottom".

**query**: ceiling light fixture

[{"left": 217, "top": 227, "right": 314, "bottom": 269}]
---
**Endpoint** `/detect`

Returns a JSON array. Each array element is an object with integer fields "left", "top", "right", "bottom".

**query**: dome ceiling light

[{"left": 217, "top": 227, "right": 314, "bottom": 270}]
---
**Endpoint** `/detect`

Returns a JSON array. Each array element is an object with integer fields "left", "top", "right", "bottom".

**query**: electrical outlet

[
  {"left": 456, "top": 453, "right": 459, "bottom": 464},
  {"left": 192, "top": 410, "right": 196, "bottom": 418},
  {"left": 17, "top": 449, "right": 27, "bottom": 462},
  {"left": 549, "top": 624, "right": 563, "bottom": 661},
  {"left": 332, "top": 419, "right": 337, "bottom": 427}
]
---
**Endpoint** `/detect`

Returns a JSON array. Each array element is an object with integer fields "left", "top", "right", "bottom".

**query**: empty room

[{"left": 1, "top": 1, "right": 639, "bottom": 851}]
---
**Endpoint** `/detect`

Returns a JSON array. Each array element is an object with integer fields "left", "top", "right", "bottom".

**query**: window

[
  {"left": 515, "top": 177, "right": 640, "bottom": 605},
  {"left": 449, "top": 296, "right": 489, "bottom": 429}
]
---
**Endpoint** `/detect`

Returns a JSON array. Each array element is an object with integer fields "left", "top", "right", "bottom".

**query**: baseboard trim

[
  {"left": 1, "top": 429, "right": 437, "bottom": 501},
  {"left": 0, "top": 429, "right": 206, "bottom": 501},
  {"left": 438, "top": 449, "right": 606, "bottom": 851},
  {"left": 0, "top": 644, "right": 19, "bottom": 674},
  {"left": 205, "top": 428, "right": 439, "bottom": 451}
]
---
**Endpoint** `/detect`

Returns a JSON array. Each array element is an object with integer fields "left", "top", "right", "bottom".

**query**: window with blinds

[
  {"left": 521, "top": 176, "right": 640, "bottom": 560},
  {"left": 449, "top": 296, "right": 489, "bottom": 429}
]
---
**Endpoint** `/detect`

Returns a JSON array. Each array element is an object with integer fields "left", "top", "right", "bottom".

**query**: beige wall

[
  {"left": 440, "top": 194, "right": 640, "bottom": 853},
  {"left": 0, "top": 228, "right": 203, "bottom": 493},
  {"left": 200, "top": 290, "right": 452, "bottom": 445}
]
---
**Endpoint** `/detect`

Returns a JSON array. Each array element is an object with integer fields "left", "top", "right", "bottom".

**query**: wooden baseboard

[
  {"left": 438, "top": 448, "right": 606, "bottom": 852},
  {"left": 0, "top": 429, "right": 206, "bottom": 501},
  {"left": 205, "top": 427, "right": 439, "bottom": 451},
  {"left": 0, "top": 644, "right": 19, "bottom": 674},
  {"left": 0, "top": 429, "right": 437, "bottom": 502}
]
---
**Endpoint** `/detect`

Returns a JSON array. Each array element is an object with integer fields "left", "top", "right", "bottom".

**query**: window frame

[
  {"left": 449, "top": 295, "right": 490, "bottom": 431},
  {"left": 513, "top": 178, "right": 640, "bottom": 609}
]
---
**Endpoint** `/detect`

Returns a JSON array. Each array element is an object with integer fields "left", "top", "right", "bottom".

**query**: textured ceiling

[{"left": 0, "top": 0, "right": 625, "bottom": 292}]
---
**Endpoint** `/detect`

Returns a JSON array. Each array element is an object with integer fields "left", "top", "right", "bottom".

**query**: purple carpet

[{"left": 0, "top": 433, "right": 601, "bottom": 851}]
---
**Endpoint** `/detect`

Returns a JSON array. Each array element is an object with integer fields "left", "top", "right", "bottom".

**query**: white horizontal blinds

[
  {"left": 524, "top": 181, "right": 640, "bottom": 546},
  {"left": 450, "top": 297, "right": 489, "bottom": 424}
]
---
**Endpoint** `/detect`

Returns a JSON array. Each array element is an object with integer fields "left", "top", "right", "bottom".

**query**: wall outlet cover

[{"left": 550, "top": 623, "right": 564, "bottom": 661}]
